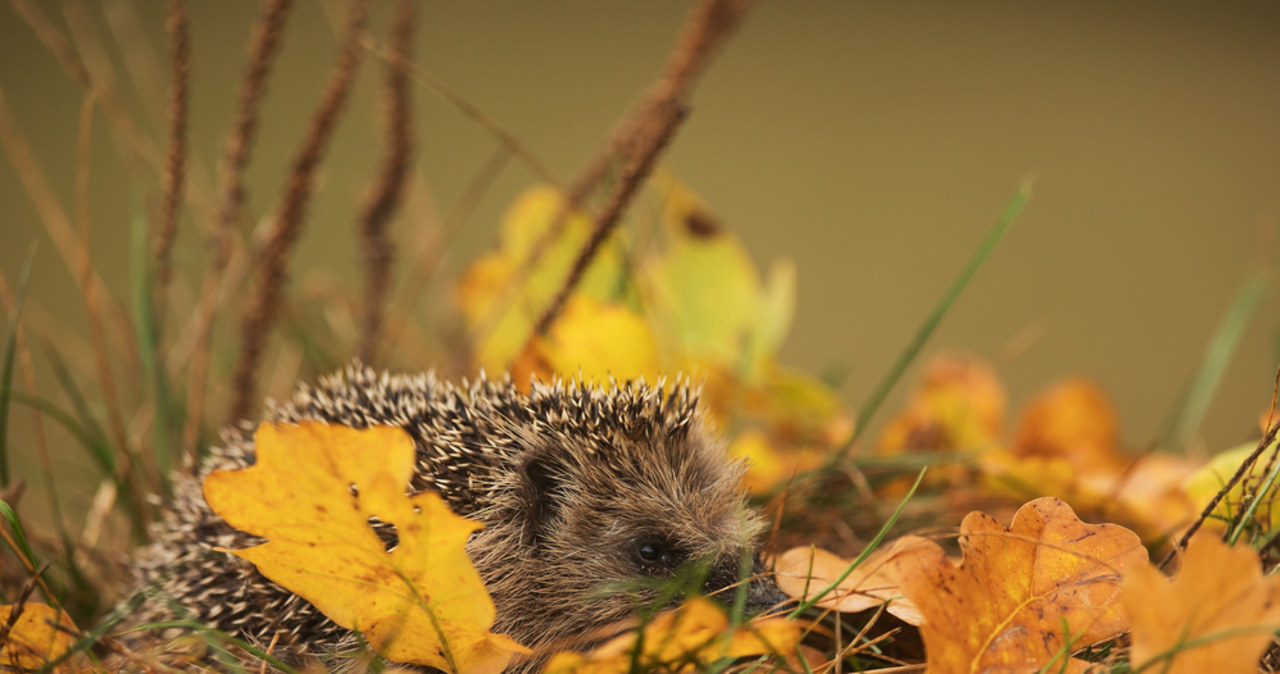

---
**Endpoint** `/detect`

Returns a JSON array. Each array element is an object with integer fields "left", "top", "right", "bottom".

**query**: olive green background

[{"left": 2, "top": 0, "right": 1279, "bottom": 499}]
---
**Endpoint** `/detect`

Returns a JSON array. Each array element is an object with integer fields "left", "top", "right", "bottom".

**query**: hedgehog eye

[{"left": 634, "top": 541, "right": 666, "bottom": 566}]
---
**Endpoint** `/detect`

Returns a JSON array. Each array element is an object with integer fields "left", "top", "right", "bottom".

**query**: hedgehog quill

[{"left": 128, "top": 364, "right": 789, "bottom": 671}]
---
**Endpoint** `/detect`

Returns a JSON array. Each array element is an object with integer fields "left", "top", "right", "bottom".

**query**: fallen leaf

[
  {"left": 886, "top": 497, "right": 1147, "bottom": 673},
  {"left": 543, "top": 596, "right": 800, "bottom": 673},
  {"left": 0, "top": 603, "right": 78, "bottom": 672},
  {"left": 774, "top": 538, "right": 927, "bottom": 624},
  {"left": 878, "top": 352, "right": 1006, "bottom": 455},
  {"left": 1123, "top": 533, "right": 1280, "bottom": 674},
  {"left": 203, "top": 422, "right": 529, "bottom": 673},
  {"left": 1013, "top": 378, "right": 1121, "bottom": 472}
]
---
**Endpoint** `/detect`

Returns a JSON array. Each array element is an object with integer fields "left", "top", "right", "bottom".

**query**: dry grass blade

[
  {"left": 356, "top": 0, "right": 416, "bottom": 365},
  {"left": 182, "top": 0, "right": 293, "bottom": 460},
  {"left": 152, "top": 0, "right": 190, "bottom": 324},
  {"left": 228, "top": 0, "right": 371, "bottom": 424}
]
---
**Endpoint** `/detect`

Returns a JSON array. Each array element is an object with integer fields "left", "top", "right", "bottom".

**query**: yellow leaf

[
  {"left": 886, "top": 497, "right": 1147, "bottom": 673},
  {"left": 644, "top": 178, "right": 794, "bottom": 380},
  {"left": 543, "top": 596, "right": 800, "bottom": 674},
  {"left": 1123, "top": 533, "right": 1280, "bottom": 674},
  {"left": 1184, "top": 436, "right": 1280, "bottom": 531},
  {"left": 773, "top": 539, "right": 926, "bottom": 625},
  {"left": 203, "top": 422, "right": 529, "bottom": 672},
  {"left": 514, "top": 296, "right": 660, "bottom": 385},
  {"left": 0, "top": 603, "right": 78, "bottom": 672},
  {"left": 455, "top": 186, "right": 630, "bottom": 370}
]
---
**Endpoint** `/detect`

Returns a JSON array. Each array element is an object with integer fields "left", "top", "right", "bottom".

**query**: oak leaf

[
  {"left": 1183, "top": 435, "right": 1280, "bottom": 531},
  {"left": 774, "top": 539, "right": 926, "bottom": 625},
  {"left": 543, "top": 596, "right": 800, "bottom": 673},
  {"left": 203, "top": 422, "right": 528, "bottom": 673},
  {"left": 0, "top": 603, "right": 78, "bottom": 672},
  {"left": 1123, "top": 533, "right": 1280, "bottom": 674},
  {"left": 878, "top": 352, "right": 1006, "bottom": 455},
  {"left": 886, "top": 497, "right": 1147, "bottom": 673}
]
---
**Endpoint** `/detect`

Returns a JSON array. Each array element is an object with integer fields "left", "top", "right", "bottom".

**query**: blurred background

[{"left": 2, "top": 0, "right": 1278, "bottom": 490}]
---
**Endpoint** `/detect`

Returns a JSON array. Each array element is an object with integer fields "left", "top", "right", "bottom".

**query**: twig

[
  {"left": 1160, "top": 395, "right": 1280, "bottom": 570},
  {"left": 228, "top": 0, "right": 370, "bottom": 424},
  {"left": 356, "top": 0, "right": 416, "bottom": 365},
  {"left": 527, "top": 103, "right": 688, "bottom": 343},
  {"left": 182, "top": 0, "right": 293, "bottom": 459},
  {"left": 152, "top": 0, "right": 190, "bottom": 324}
]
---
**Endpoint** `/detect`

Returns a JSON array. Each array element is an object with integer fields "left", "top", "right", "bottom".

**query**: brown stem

[
  {"left": 182, "top": 0, "right": 293, "bottom": 461},
  {"left": 228, "top": 0, "right": 371, "bottom": 424},
  {"left": 529, "top": 104, "right": 688, "bottom": 343},
  {"left": 356, "top": 0, "right": 416, "bottom": 366},
  {"left": 153, "top": 0, "right": 190, "bottom": 327}
]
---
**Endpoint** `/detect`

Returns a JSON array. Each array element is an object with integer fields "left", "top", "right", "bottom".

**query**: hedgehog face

[{"left": 499, "top": 422, "right": 785, "bottom": 643}]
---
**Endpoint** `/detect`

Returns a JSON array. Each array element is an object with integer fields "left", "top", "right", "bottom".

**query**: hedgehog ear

[{"left": 518, "top": 450, "right": 565, "bottom": 546}]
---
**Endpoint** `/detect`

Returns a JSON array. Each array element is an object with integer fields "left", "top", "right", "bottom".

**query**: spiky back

[{"left": 128, "top": 364, "right": 728, "bottom": 670}]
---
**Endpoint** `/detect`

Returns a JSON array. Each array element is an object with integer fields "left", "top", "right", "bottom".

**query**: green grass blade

[
  {"left": 3, "top": 390, "right": 115, "bottom": 478},
  {"left": 787, "top": 467, "right": 927, "bottom": 616},
  {"left": 130, "top": 201, "right": 175, "bottom": 493},
  {"left": 840, "top": 184, "right": 1032, "bottom": 457},
  {"left": 0, "top": 242, "right": 38, "bottom": 487},
  {"left": 40, "top": 344, "right": 115, "bottom": 474},
  {"left": 1164, "top": 270, "right": 1269, "bottom": 450}
]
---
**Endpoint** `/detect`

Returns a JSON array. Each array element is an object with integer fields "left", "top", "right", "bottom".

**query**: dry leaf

[
  {"left": 1123, "top": 533, "right": 1280, "bottom": 674},
  {"left": 878, "top": 352, "right": 1006, "bottom": 455},
  {"left": 774, "top": 539, "right": 928, "bottom": 625},
  {"left": 543, "top": 596, "right": 801, "bottom": 673},
  {"left": 203, "top": 422, "right": 529, "bottom": 672},
  {"left": 1013, "top": 378, "right": 1121, "bottom": 472},
  {"left": 887, "top": 497, "right": 1147, "bottom": 673},
  {"left": 0, "top": 603, "right": 78, "bottom": 672}
]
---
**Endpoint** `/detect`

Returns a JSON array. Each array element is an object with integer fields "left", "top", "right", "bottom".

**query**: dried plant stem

[
  {"left": 356, "top": 0, "right": 416, "bottom": 365},
  {"left": 528, "top": 104, "right": 688, "bottom": 342},
  {"left": 182, "top": 0, "right": 293, "bottom": 459},
  {"left": 152, "top": 0, "right": 190, "bottom": 325},
  {"left": 228, "top": 0, "right": 371, "bottom": 424},
  {"left": 1160, "top": 410, "right": 1280, "bottom": 569}
]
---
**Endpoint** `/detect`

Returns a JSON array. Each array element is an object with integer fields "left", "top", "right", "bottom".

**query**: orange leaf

[
  {"left": 878, "top": 353, "right": 1006, "bottom": 455},
  {"left": 203, "top": 422, "right": 529, "bottom": 672},
  {"left": 0, "top": 603, "right": 79, "bottom": 672},
  {"left": 1013, "top": 378, "right": 1121, "bottom": 472},
  {"left": 1123, "top": 533, "right": 1280, "bottom": 674},
  {"left": 543, "top": 596, "right": 800, "bottom": 673},
  {"left": 773, "top": 539, "right": 927, "bottom": 625},
  {"left": 886, "top": 497, "right": 1147, "bottom": 673}
]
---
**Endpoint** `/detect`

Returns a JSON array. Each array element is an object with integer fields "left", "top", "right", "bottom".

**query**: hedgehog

[{"left": 127, "top": 363, "right": 789, "bottom": 671}]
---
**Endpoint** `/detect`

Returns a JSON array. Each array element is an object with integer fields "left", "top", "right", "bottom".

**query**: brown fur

[{"left": 127, "top": 364, "right": 786, "bottom": 671}]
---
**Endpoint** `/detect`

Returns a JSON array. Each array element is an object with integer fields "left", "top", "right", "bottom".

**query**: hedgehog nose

[{"left": 744, "top": 558, "right": 795, "bottom": 617}]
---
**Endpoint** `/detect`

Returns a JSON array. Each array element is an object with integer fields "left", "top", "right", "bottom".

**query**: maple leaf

[
  {"left": 1123, "top": 533, "right": 1280, "bottom": 674},
  {"left": 0, "top": 603, "right": 78, "bottom": 672},
  {"left": 542, "top": 596, "right": 801, "bottom": 674},
  {"left": 203, "top": 422, "right": 529, "bottom": 673},
  {"left": 773, "top": 538, "right": 926, "bottom": 625},
  {"left": 886, "top": 497, "right": 1147, "bottom": 673}
]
